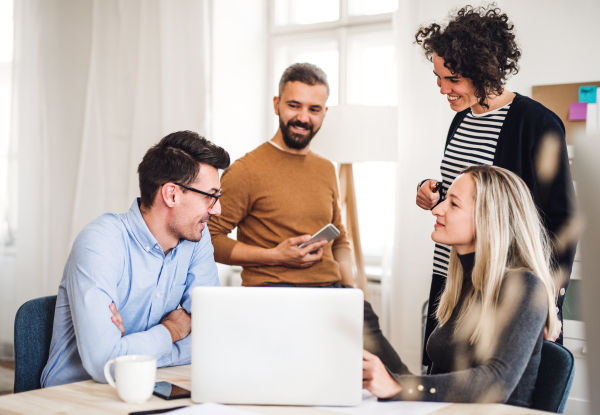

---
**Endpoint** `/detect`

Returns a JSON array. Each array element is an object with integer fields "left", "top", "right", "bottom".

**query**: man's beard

[
  {"left": 168, "top": 215, "right": 211, "bottom": 243},
  {"left": 279, "top": 117, "right": 320, "bottom": 150}
]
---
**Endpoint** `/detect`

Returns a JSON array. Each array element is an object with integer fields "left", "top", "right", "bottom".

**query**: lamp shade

[{"left": 310, "top": 105, "right": 398, "bottom": 163}]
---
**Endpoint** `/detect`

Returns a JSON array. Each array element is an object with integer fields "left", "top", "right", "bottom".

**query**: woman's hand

[
  {"left": 416, "top": 180, "right": 441, "bottom": 210},
  {"left": 363, "top": 350, "right": 403, "bottom": 399},
  {"left": 544, "top": 319, "right": 562, "bottom": 342}
]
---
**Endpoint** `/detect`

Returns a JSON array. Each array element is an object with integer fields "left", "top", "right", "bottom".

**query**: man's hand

[
  {"left": 544, "top": 319, "right": 563, "bottom": 342},
  {"left": 160, "top": 309, "right": 192, "bottom": 343},
  {"left": 363, "top": 350, "right": 402, "bottom": 399},
  {"left": 269, "top": 235, "right": 328, "bottom": 268},
  {"left": 109, "top": 302, "right": 125, "bottom": 337},
  {"left": 416, "top": 180, "right": 441, "bottom": 210}
]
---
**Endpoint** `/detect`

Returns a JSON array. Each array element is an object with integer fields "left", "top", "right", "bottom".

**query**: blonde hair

[{"left": 436, "top": 165, "right": 559, "bottom": 347}]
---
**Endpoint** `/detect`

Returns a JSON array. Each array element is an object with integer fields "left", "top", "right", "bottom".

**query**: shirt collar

[
  {"left": 126, "top": 198, "right": 161, "bottom": 253},
  {"left": 268, "top": 140, "right": 284, "bottom": 151}
]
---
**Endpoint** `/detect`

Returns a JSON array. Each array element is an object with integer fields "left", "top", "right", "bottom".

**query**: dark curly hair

[{"left": 415, "top": 4, "right": 521, "bottom": 109}]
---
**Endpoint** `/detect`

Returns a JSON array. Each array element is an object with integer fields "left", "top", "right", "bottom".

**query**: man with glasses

[
  {"left": 42, "top": 131, "right": 229, "bottom": 387},
  {"left": 208, "top": 63, "right": 407, "bottom": 375}
]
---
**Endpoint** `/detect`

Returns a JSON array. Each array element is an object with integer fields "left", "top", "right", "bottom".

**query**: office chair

[
  {"left": 13, "top": 295, "right": 57, "bottom": 393},
  {"left": 531, "top": 339, "right": 575, "bottom": 413}
]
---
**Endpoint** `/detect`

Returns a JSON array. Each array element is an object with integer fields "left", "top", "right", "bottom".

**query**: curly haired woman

[{"left": 413, "top": 4, "right": 576, "bottom": 371}]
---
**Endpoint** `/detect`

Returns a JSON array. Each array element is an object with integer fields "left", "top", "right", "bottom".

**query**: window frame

[{"left": 268, "top": 1, "right": 394, "bottom": 108}]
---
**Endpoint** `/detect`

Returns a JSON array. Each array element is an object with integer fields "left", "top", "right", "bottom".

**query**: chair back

[
  {"left": 13, "top": 295, "right": 57, "bottom": 393},
  {"left": 531, "top": 339, "right": 575, "bottom": 413}
]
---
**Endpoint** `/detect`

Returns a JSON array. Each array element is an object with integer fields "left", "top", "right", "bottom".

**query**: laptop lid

[{"left": 191, "top": 286, "right": 363, "bottom": 406}]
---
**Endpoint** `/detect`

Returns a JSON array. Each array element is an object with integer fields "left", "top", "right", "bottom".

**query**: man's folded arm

[
  {"left": 158, "top": 226, "right": 221, "bottom": 368},
  {"left": 66, "top": 231, "right": 173, "bottom": 383},
  {"left": 158, "top": 335, "right": 192, "bottom": 368}
]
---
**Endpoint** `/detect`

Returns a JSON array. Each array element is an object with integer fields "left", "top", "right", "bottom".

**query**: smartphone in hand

[{"left": 298, "top": 224, "right": 340, "bottom": 254}]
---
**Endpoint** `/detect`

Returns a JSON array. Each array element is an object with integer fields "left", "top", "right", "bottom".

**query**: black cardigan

[
  {"left": 445, "top": 93, "right": 576, "bottom": 260},
  {"left": 423, "top": 93, "right": 576, "bottom": 367}
]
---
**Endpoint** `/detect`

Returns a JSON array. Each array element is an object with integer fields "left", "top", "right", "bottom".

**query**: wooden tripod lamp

[{"left": 311, "top": 105, "right": 398, "bottom": 299}]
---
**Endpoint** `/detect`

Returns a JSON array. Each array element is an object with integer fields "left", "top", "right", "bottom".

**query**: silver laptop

[{"left": 191, "top": 286, "right": 363, "bottom": 406}]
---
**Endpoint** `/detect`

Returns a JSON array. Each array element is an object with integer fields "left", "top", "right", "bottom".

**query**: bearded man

[{"left": 208, "top": 63, "right": 406, "bottom": 374}]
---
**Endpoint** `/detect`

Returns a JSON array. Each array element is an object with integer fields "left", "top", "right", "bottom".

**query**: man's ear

[
  {"left": 273, "top": 96, "right": 280, "bottom": 115},
  {"left": 161, "top": 183, "right": 177, "bottom": 208}
]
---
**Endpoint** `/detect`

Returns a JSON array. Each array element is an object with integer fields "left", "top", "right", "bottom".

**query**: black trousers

[{"left": 266, "top": 282, "right": 410, "bottom": 376}]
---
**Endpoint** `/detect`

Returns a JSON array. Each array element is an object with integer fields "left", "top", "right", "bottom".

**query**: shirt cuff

[
  {"left": 378, "top": 374, "right": 440, "bottom": 402},
  {"left": 149, "top": 324, "right": 174, "bottom": 359}
]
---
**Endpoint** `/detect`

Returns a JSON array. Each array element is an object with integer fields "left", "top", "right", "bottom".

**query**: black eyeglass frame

[{"left": 173, "top": 183, "right": 221, "bottom": 209}]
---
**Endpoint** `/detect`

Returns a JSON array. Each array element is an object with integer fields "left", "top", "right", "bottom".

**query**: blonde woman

[{"left": 363, "top": 165, "right": 560, "bottom": 407}]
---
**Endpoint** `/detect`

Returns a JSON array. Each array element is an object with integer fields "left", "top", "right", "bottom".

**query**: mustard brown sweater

[{"left": 208, "top": 142, "right": 351, "bottom": 286}]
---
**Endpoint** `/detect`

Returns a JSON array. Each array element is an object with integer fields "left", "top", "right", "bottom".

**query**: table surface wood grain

[{"left": 0, "top": 365, "right": 552, "bottom": 415}]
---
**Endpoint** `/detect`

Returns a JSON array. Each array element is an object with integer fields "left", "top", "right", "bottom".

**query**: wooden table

[{"left": 0, "top": 365, "right": 551, "bottom": 415}]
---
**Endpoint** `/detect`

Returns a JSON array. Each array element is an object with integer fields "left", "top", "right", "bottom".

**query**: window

[
  {"left": 273, "top": 0, "right": 339, "bottom": 26},
  {"left": 346, "top": 29, "right": 396, "bottom": 106},
  {"left": 348, "top": 0, "right": 397, "bottom": 16},
  {"left": 269, "top": 0, "right": 397, "bottom": 279},
  {"left": 272, "top": 36, "right": 339, "bottom": 106}
]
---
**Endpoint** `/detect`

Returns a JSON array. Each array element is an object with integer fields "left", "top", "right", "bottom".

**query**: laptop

[{"left": 191, "top": 286, "right": 364, "bottom": 406}]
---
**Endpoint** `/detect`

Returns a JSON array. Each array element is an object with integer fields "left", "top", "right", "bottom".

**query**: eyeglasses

[{"left": 174, "top": 183, "right": 221, "bottom": 209}]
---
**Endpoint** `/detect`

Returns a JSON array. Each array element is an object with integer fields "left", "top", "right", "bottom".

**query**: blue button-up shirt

[{"left": 41, "top": 199, "right": 219, "bottom": 387}]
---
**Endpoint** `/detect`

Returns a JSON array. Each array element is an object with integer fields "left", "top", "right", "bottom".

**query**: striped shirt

[{"left": 432, "top": 102, "right": 511, "bottom": 277}]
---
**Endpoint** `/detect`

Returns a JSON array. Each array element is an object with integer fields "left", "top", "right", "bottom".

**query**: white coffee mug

[{"left": 103, "top": 355, "right": 157, "bottom": 404}]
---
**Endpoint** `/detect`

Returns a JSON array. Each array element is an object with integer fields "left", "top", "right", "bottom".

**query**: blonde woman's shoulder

[{"left": 501, "top": 269, "right": 547, "bottom": 309}]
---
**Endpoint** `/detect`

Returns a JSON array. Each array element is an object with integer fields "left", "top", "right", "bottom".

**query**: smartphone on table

[
  {"left": 153, "top": 381, "right": 191, "bottom": 400},
  {"left": 298, "top": 224, "right": 340, "bottom": 254}
]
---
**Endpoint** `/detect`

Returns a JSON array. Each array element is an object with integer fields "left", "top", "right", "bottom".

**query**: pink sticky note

[{"left": 569, "top": 102, "right": 587, "bottom": 121}]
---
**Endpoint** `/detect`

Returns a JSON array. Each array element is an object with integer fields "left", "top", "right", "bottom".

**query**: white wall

[
  {"left": 390, "top": 0, "right": 600, "bottom": 373},
  {"left": 212, "top": 0, "right": 268, "bottom": 163},
  {"left": 503, "top": 0, "right": 600, "bottom": 95}
]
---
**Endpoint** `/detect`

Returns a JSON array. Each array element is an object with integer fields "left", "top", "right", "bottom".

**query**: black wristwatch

[
  {"left": 418, "top": 179, "right": 443, "bottom": 193},
  {"left": 417, "top": 179, "right": 432, "bottom": 193}
]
